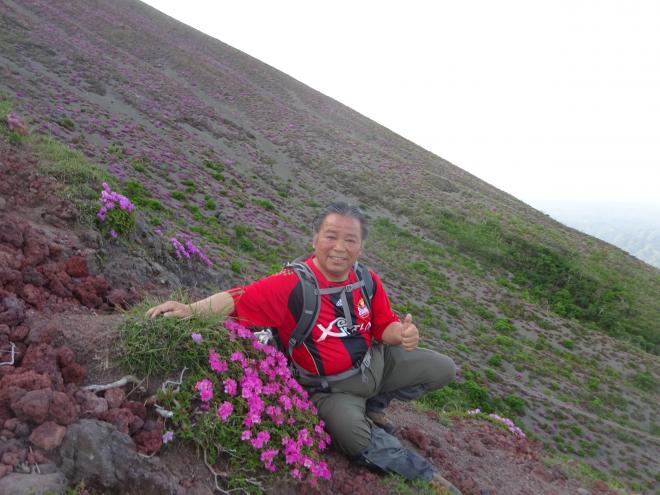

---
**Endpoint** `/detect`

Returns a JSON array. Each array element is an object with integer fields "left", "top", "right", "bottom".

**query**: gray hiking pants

[{"left": 298, "top": 344, "right": 456, "bottom": 480}]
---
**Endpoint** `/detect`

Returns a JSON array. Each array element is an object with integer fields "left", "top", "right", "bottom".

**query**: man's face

[{"left": 312, "top": 213, "right": 363, "bottom": 282}]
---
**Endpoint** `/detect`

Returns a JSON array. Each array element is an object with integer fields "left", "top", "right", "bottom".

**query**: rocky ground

[{"left": 0, "top": 131, "right": 623, "bottom": 495}]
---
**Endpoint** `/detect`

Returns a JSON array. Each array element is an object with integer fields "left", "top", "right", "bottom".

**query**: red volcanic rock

[
  {"left": 73, "top": 279, "right": 102, "bottom": 308},
  {"left": 64, "top": 256, "right": 88, "bottom": 278},
  {"left": 1, "top": 450, "right": 24, "bottom": 467},
  {"left": 49, "top": 391, "right": 79, "bottom": 425},
  {"left": 21, "top": 231, "right": 49, "bottom": 268},
  {"left": 55, "top": 346, "right": 74, "bottom": 368},
  {"left": 0, "top": 464, "right": 12, "bottom": 479},
  {"left": 29, "top": 421, "right": 66, "bottom": 450},
  {"left": 22, "top": 267, "right": 46, "bottom": 286},
  {"left": 61, "top": 362, "right": 85, "bottom": 385},
  {"left": 0, "top": 371, "right": 51, "bottom": 400},
  {"left": 104, "top": 388, "right": 125, "bottom": 409},
  {"left": 47, "top": 274, "right": 72, "bottom": 299},
  {"left": 0, "top": 219, "right": 24, "bottom": 248},
  {"left": 101, "top": 408, "right": 135, "bottom": 434},
  {"left": 75, "top": 390, "right": 108, "bottom": 418},
  {"left": 121, "top": 400, "right": 147, "bottom": 420},
  {"left": 12, "top": 388, "right": 53, "bottom": 423},
  {"left": 19, "top": 284, "right": 46, "bottom": 308},
  {"left": 27, "top": 321, "right": 59, "bottom": 344},
  {"left": 9, "top": 325, "right": 29, "bottom": 342},
  {"left": 3, "top": 418, "right": 18, "bottom": 431},
  {"left": 47, "top": 243, "right": 63, "bottom": 260},
  {"left": 107, "top": 288, "right": 130, "bottom": 309},
  {"left": 20, "top": 343, "right": 62, "bottom": 390},
  {"left": 133, "top": 428, "right": 163, "bottom": 455}
]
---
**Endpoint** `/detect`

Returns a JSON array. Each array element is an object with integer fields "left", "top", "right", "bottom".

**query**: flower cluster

[
  {"left": 170, "top": 236, "right": 213, "bottom": 267},
  {"left": 96, "top": 182, "right": 136, "bottom": 237},
  {"left": 468, "top": 409, "right": 526, "bottom": 438},
  {"left": 174, "top": 319, "right": 331, "bottom": 485}
]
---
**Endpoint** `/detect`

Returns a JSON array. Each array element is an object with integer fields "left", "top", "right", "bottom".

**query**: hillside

[{"left": 1, "top": 0, "right": 658, "bottom": 494}]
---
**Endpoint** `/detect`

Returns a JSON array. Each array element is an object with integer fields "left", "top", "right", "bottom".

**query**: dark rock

[
  {"left": 0, "top": 471, "right": 68, "bottom": 494},
  {"left": 58, "top": 419, "right": 184, "bottom": 494}
]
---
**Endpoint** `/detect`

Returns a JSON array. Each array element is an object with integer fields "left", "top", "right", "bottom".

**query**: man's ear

[{"left": 312, "top": 233, "right": 318, "bottom": 249}]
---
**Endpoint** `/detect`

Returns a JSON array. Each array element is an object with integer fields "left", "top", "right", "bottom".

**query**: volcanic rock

[{"left": 29, "top": 421, "right": 66, "bottom": 450}]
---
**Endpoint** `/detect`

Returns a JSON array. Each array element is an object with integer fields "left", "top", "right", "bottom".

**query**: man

[{"left": 147, "top": 202, "right": 460, "bottom": 494}]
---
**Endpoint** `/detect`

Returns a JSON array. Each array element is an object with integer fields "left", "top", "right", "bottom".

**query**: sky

[{"left": 142, "top": 0, "right": 660, "bottom": 213}]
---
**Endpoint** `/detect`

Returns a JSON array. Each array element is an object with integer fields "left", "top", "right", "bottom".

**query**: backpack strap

[
  {"left": 286, "top": 257, "right": 321, "bottom": 357},
  {"left": 286, "top": 257, "right": 376, "bottom": 359},
  {"left": 354, "top": 262, "right": 375, "bottom": 313}
]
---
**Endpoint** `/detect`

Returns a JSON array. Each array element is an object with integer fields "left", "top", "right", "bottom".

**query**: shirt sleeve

[
  {"left": 368, "top": 270, "right": 400, "bottom": 342},
  {"left": 228, "top": 270, "right": 295, "bottom": 328}
]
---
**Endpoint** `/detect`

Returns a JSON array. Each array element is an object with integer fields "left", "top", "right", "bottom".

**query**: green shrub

[
  {"left": 253, "top": 198, "right": 274, "bottom": 210},
  {"left": 561, "top": 339, "right": 575, "bottom": 350},
  {"left": 487, "top": 354, "right": 503, "bottom": 367},
  {"left": 204, "top": 197, "right": 217, "bottom": 210},
  {"left": 503, "top": 394, "right": 525, "bottom": 415},
  {"left": 494, "top": 319, "right": 514, "bottom": 333},
  {"left": 171, "top": 191, "right": 186, "bottom": 201}
]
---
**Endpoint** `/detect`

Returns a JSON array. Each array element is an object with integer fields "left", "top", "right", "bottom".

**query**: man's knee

[
  {"left": 313, "top": 392, "right": 372, "bottom": 457},
  {"left": 426, "top": 352, "right": 456, "bottom": 391}
]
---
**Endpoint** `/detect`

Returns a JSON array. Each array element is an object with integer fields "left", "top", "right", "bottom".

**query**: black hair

[{"left": 312, "top": 202, "right": 368, "bottom": 241}]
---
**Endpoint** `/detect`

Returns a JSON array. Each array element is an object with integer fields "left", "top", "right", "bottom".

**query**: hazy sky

[{"left": 143, "top": 0, "right": 660, "bottom": 211}]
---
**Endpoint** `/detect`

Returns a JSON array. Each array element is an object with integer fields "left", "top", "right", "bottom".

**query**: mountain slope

[{"left": 1, "top": 0, "right": 658, "bottom": 493}]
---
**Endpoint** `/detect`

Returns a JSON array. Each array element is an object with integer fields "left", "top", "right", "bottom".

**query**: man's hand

[
  {"left": 400, "top": 313, "right": 419, "bottom": 351},
  {"left": 146, "top": 300, "right": 192, "bottom": 319}
]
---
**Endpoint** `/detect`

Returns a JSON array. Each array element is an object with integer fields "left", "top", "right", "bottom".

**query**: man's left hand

[{"left": 400, "top": 313, "right": 419, "bottom": 351}]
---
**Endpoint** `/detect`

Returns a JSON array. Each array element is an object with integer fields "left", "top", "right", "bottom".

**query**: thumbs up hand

[{"left": 400, "top": 313, "right": 419, "bottom": 351}]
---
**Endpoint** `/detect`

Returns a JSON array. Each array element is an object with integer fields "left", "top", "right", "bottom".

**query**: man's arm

[
  {"left": 146, "top": 291, "right": 235, "bottom": 319},
  {"left": 380, "top": 313, "right": 419, "bottom": 351}
]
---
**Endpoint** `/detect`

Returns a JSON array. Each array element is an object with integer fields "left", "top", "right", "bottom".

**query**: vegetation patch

[{"left": 119, "top": 305, "right": 331, "bottom": 491}]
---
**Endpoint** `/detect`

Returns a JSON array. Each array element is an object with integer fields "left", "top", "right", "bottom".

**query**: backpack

[{"left": 284, "top": 256, "right": 375, "bottom": 357}]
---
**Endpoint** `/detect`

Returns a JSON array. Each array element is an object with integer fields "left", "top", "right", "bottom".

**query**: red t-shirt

[{"left": 228, "top": 256, "right": 399, "bottom": 375}]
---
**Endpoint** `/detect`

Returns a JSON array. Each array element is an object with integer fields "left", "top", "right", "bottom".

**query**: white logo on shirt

[{"left": 315, "top": 318, "right": 371, "bottom": 342}]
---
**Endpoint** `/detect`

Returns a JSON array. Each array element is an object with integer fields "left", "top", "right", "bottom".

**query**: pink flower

[
  {"left": 194, "top": 378, "right": 213, "bottom": 402},
  {"left": 223, "top": 378, "right": 237, "bottom": 396},
  {"left": 217, "top": 401, "right": 233, "bottom": 422},
  {"left": 191, "top": 332, "right": 203, "bottom": 343},
  {"left": 260, "top": 448, "right": 279, "bottom": 472},
  {"left": 241, "top": 430, "right": 252, "bottom": 441},
  {"left": 209, "top": 350, "right": 228, "bottom": 373},
  {"left": 250, "top": 430, "right": 270, "bottom": 449}
]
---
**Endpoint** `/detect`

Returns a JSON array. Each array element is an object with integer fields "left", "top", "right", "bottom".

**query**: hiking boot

[
  {"left": 366, "top": 409, "right": 396, "bottom": 434},
  {"left": 430, "top": 471, "right": 462, "bottom": 495}
]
